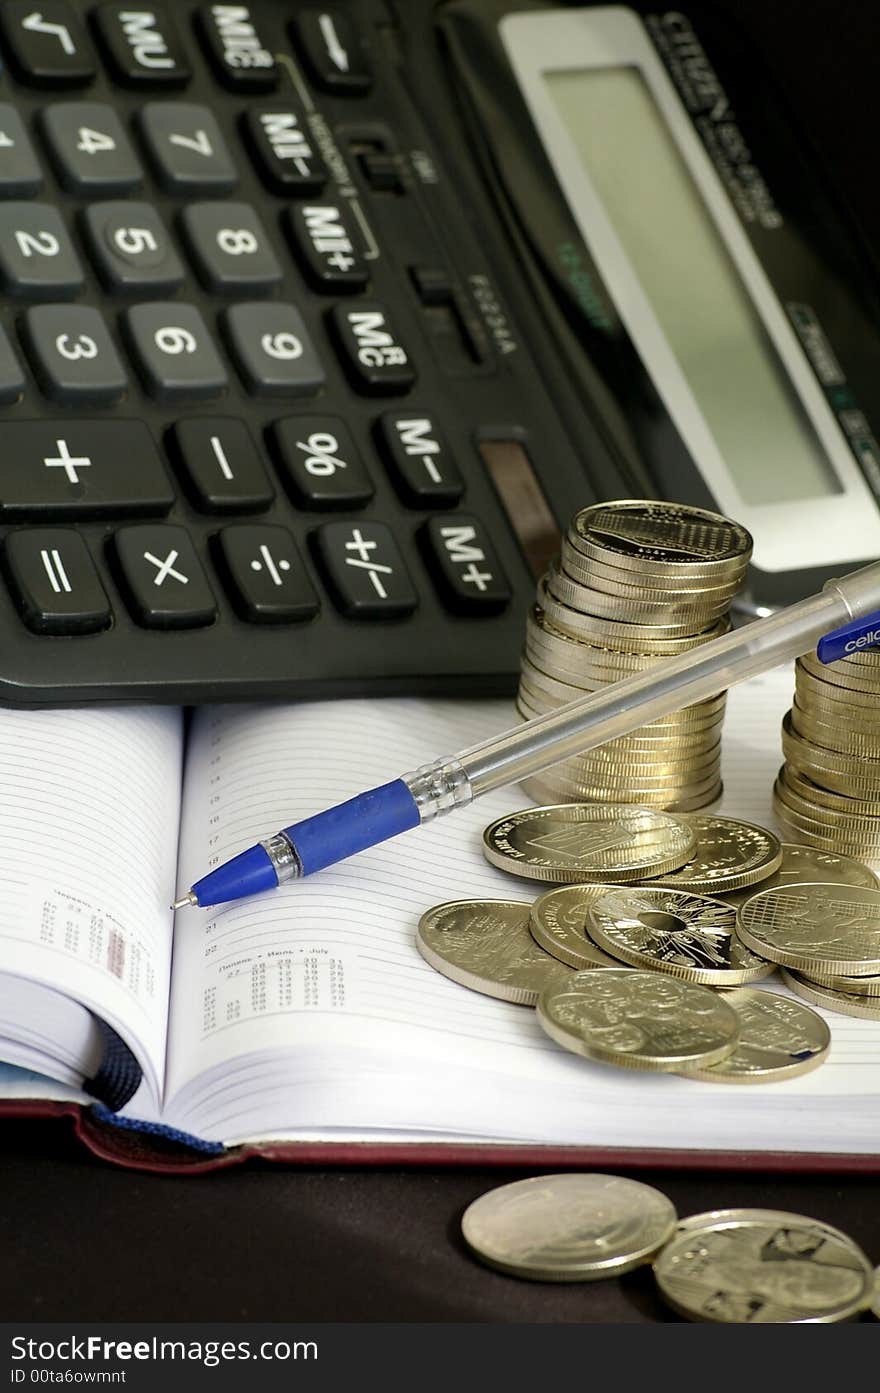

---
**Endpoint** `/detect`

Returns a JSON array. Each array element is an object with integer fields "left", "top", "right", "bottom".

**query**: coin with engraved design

[
  {"left": 653, "top": 1209, "right": 875, "bottom": 1323},
  {"left": 536, "top": 968, "right": 740, "bottom": 1072},
  {"left": 720, "top": 844, "right": 878, "bottom": 909},
  {"left": 680, "top": 987, "right": 830, "bottom": 1083},
  {"left": 587, "top": 886, "right": 774, "bottom": 985},
  {"left": 528, "top": 884, "right": 623, "bottom": 970},
  {"left": 482, "top": 805, "right": 696, "bottom": 884},
  {"left": 415, "top": 899, "right": 571, "bottom": 1004},
  {"left": 646, "top": 815, "right": 781, "bottom": 895},
  {"left": 737, "top": 883, "right": 880, "bottom": 975},
  {"left": 461, "top": 1173, "right": 678, "bottom": 1281}
]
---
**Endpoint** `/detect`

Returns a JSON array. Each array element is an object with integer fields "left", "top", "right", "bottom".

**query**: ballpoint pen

[{"left": 173, "top": 558, "right": 880, "bottom": 911}]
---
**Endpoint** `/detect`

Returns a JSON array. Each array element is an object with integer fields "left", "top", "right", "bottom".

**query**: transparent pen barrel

[{"left": 460, "top": 585, "right": 854, "bottom": 797}]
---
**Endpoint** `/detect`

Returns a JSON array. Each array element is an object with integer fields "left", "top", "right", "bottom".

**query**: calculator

[{"left": 0, "top": 0, "right": 878, "bottom": 706}]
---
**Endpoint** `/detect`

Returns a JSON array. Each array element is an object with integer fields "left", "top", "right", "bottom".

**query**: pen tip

[{"left": 171, "top": 892, "right": 198, "bottom": 911}]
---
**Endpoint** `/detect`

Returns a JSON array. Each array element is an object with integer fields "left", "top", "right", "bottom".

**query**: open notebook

[{"left": 2, "top": 667, "right": 879, "bottom": 1171}]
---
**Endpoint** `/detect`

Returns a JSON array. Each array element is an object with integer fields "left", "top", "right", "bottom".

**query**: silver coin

[
  {"left": 721, "top": 844, "right": 878, "bottom": 909},
  {"left": 645, "top": 815, "right": 782, "bottom": 895},
  {"left": 416, "top": 899, "right": 570, "bottom": 1004},
  {"left": 588, "top": 886, "right": 775, "bottom": 985},
  {"left": 780, "top": 968, "right": 880, "bottom": 1020},
  {"left": 680, "top": 987, "right": 830, "bottom": 1084},
  {"left": 654, "top": 1209, "right": 875, "bottom": 1322},
  {"left": 528, "top": 884, "right": 624, "bottom": 970},
  {"left": 461, "top": 1173, "right": 678, "bottom": 1282},
  {"left": 537, "top": 968, "right": 740, "bottom": 1072},
  {"left": 737, "top": 882, "right": 880, "bottom": 975},
  {"left": 482, "top": 804, "right": 697, "bottom": 884}
]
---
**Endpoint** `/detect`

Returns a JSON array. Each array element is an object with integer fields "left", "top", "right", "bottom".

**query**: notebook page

[
  {"left": 0, "top": 706, "right": 183, "bottom": 1097},
  {"left": 166, "top": 669, "right": 880, "bottom": 1155}
]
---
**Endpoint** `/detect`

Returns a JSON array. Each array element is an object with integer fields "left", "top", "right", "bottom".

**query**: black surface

[{"left": 1, "top": 1119, "right": 879, "bottom": 1321}]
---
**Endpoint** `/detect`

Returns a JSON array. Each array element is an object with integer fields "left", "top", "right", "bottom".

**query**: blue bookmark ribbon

[{"left": 817, "top": 609, "right": 880, "bottom": 664}]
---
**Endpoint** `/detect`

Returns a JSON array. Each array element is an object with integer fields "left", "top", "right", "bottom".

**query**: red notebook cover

[{"left": 3, "top": 1098, "right": 879, "bottom": 1176}]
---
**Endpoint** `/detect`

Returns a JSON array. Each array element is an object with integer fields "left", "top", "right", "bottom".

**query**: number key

[
  {"left": 180, "top": 202, "right": 281, "bottom": 292},
  {"left": 0, "top": 204, "right": 84, "bottom": 299},
  {"left": 139, "top": 103, "right": 237, "bottom": 193},
  {"left": 22, "top": 305, "right": 127, "bottom": 404},
  {"left": 223, "top": 302, "right": 325, "bottom": 397},
  {"left": 82, "top": 202, "right": 185, "bottom": 294},
  {"left": 123, "top": 302, "right": 228, "bottom": 400},
  {"left": 0, "top": 105, "right": 42, "bottom": 196},
  {"left": 40, "top": 103, "right": 142, "bottom": 194}
]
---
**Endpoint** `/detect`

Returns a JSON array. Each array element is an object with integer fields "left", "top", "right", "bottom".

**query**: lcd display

[{"left": 545, "top": 65, "right": 841, "bottom": 504}]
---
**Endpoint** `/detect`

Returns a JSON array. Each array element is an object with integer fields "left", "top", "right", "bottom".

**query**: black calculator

[
  {"left": 0, "top": 0, "right": 606, "bottom": 706},
  {"left": 1, "top": 0, "right": 878, "bottom": 706}
]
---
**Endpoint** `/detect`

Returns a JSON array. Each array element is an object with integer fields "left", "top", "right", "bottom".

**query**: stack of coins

[
  {"left": 519, "top": 500, "right": 752, "bottom": 811},
  {"left": 774, "top": 645, "right": 880, "bottom": 860}
]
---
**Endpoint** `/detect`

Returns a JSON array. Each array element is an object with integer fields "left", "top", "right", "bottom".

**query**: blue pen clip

[{"left": 817, "top": 609, "right": 880, "bottom": 664}]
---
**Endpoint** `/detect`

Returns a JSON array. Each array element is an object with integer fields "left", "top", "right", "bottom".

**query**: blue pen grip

[{"left": 284, "top": 778, "right": 420, "bottom": 875}]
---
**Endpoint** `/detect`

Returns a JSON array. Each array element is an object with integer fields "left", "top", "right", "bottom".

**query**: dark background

[{"left": 4, "top": 0, "right": 880, "bottom": 1323}]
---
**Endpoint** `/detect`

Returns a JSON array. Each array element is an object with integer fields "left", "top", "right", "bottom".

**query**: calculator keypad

[{"left": 0, "top": 0, "right": 538, "bottom": 704}]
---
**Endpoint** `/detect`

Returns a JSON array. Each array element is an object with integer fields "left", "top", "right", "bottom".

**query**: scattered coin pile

[
  {"left": 414, "top": 804, "right": 880, "bottom": 1086},
  {"left": 775, "top": 646, "right": 880, "bottom": 862},
  {"left": 460, "top": 1176, "right": 878, "bottom": 1322},
  {"left": 518, "top": 500, "right": 752, "bottom": 811}
]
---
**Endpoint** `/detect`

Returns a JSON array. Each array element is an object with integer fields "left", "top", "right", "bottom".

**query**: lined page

[
  {"left": 0, "top": 706, "right": 183, "bottom": 1097},
  {"left": 165, "top": 669, "right": 880, "bottom": 1154}
]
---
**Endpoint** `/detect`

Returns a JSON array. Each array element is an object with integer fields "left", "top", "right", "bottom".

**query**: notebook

[{"left": 2, "top": 666, "right": 880, "bottom": 1174}]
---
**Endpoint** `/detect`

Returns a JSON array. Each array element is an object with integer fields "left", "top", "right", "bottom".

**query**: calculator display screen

[{"left": 544, "top": 64, "right": 840, "bottom": 505}]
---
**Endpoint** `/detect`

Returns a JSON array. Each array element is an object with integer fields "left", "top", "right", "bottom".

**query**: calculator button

[
  {"left": 242, "top": 104, "right": 326, "bottom": 195},
  {"left": 291, "top": 10, "right": 372, "bottom": 94},
  {"left": 284, "top": 203, "right": 368, "bottom": 293},
  {"left": 0, "top": 1, "right": 95, "bottom": 86},
  {"left": 180, "top": 202, "right": 282, "bottom": 293},
  {"left": 169, "top": 418, "right": 274, "bottom": 514},
  {"left": 92, "top": 3, "right": 191, "bottom": 87},
  {"left": 216, "top": 525, "right": 319, "bottom": 624},
  {"left": 0, "top": 421, "right": 174, "bottom": 519},
  {"left": 123, "top": 303, "right": 228, "bottom": 400},
  {"left": 329, "top": 304, "right": 416, "bottom": 394},
  {"left": 4, "top": 528, "right": 110, "bottom": 634},
  {"left": 196, "top": 4, "right": 277, "bottom": 92},
  {"left": 113, "top": 524, "right": 216, "bottom": 628},
  {"left": 313, "top": 522, "right": 417, "bottom": 619},
  {"left": 270, "top": 416, "right": 373, "bottom": 509},
  {"left": 81, "top": 202, "right": 185, "bottom": 295},
  {"left": 223, "top": 302, "right": 325, "bottom": 398},
  {"left": 421, "top": 516, "right": 511, "bottom": 614},
  {"left": 376, "top": 413, "right": 464, "bottom": 507},
  {"left": 40, "top": 103, "right": 142, "bottom": 194},
  {"left": 0, "top": 325, "right": 25, "bottom": 403},
  {"left": 138, "top": 104, "right": 237, "bottom": 193},
  {"left": 0, "top": 105, "right": 42, "bottom": 196},
  {"left": 0, "top": 204, "right": 84, "bottom": 299},
  {"left": 22, "top": 304, "right": 127, "bottom": 404}
]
